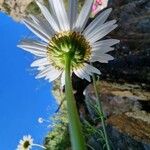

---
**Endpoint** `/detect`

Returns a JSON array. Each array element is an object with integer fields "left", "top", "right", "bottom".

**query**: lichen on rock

[{"left": 0, "top": 0, "right": 34, "bottom": 21}]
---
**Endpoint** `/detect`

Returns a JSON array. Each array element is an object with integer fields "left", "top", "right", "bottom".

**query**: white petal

[
  {"left": 92, "top": 39, "right": 120, "bottom": 48},
  {"left": 18, "top": 40, "right": 47, "bottom": 51},
  {"left": 36, "top": 1, "right": 60, "bottom": 32},
  {"left": 31, "top": 58, "right": 49, "bottom": 67},
  {"left": 24, "top": 18, "right": 51, "bottom": 39},
  {"left": 45, "top": 69, "right": 62, "bottom": 82},
  {"left": 49, "top": 0, "right": 69, "bottom": 31},
  {"left": 36, "top": 65, "right": 62, "bottom": 80},
  {"left": 27, "top": 135, "right": 32, "bottom": 139},
  {"left": 29, "top": 14, "right": 39, "bottom": 23},
  {"left": 48, "top": 0, "right": 60, "bottom": 28},
  {"left": 18, "top": 40, "right": 47, "bottom": 56},
  {"left": 23, "top": 136, "right": 27, "bottom": 140},
  {"left": 19, "top": 47, "right": 47, "bottom": 57},
  {"left": 48, "top": 0, "right": 56, "bottom": 16},
  {"left": 18, "top": 45, "right": 46, "bottom": 52},
  {"left": 68, "top": 0, "right": 78, "bottom": 30},
  {"left": 75, "top": 0, "right": 93, "bottom": 32},
  {"left": 19, "top": 39, "right": 47, "bottom": 47},
  {"left": 90, "top": 54, "right": 114, "bottom": 63},
  {"left": 36, "top": 66, "right": 51, "bottom": 79},
  {"left": 27, "top": 18, "right": 51, "bottom": 40},
  {"left": 37, "top": 66, "right": 46, "bottom": 71},
  {"left": 89, "top": 24, "right": 118, "bottom": 43},
  {"left": 29, "top": 14, "right": 55, "bottom": 36},
  {"left": 84, "top": 8, "right": 112, "bottom": 36},
  {"left": 92, "top": 46, "right": 114, "bottom": 54},
  {"left": 84, "top": 63, "right": 101, "bottom": 75},
  {"left": 74, "top": 66, "right": 91, "bottom": 82},
  {"left": 23, "top": 19, "right": 49, "bottom": 43},
  {"left": 86, "top": 20, "right": 117, "bottom": 41},
  {"left": 61, "top": 71, "right": 65, "bottom": 87},
  {"left": 19, "top": 140, "right": 24, "bottom": 144},
  {"left": 74, "top": 69, "right": 83, "bottom": 79}
]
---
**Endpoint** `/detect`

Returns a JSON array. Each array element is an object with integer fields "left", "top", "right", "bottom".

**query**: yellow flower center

[
  {"left": 47, "top": 32, "right": 91, "bottom": 69},
  {"left": 23, "top": 140, "right": 30, "bottom": 148}
]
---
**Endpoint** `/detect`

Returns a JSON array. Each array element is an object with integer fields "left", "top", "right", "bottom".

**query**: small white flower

[
  {"left": 38, "top": 117, "right": 44, "bottom": 123},
  {"left": 17, "top": 135, "right": 46, "bottom": 150},
  {"left": 18, "top": 0, "right": 119, "bottom": 86},
  {"left": 17, "top": 135, "right": 33, "bottom": 150}
]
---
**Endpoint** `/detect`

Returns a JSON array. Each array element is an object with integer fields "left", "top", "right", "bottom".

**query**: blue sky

[{"left": 0, "top": 13, "right": 57, "bottom": 149}]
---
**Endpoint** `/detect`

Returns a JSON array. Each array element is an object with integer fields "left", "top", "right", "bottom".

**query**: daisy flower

[
  {"left": 38, "top": 117, "right": 44, "bottom": 123},
  {"left": 17, "top": 135, "right": 33, "bottom": 150},
  {"left": 18, "top": 0, "right": 119, "bottom": 86},
  {"left": 17, "top": 135, "right": 46, "bottom": 150}
]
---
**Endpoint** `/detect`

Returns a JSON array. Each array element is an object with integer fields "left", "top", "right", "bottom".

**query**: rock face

[
  {"left": 126, "top": 111, "right": 150, "bottom": 124},
  {"left": 89, "top": 126, "right": 150, "bottom": 150},
  {"left": 83, "top": 81, "right": 150, "bottom": 149},
  {"left": 87, "top": 114, "right": 150, "bottom": 150},
  {"left": 107, "top": 114, "right": 150, "bottom": 150},
  {"left": 70, "top": 0, "right": 150, "bottom": 116},
  {"left": 90, "top": 0, "right": 150, "bottom": 85},
  {"left": 0, "top": 0, "right": 4, "bottom": 5},
  {"left": 108, "top": 114, "right": 150, "bottom": 144},
  {"left": 0, "top": 0, "right": 71, "bottom": 21},
  {"left": 83, "top": 81, "right": 149, "bottom": 118},
  {"left": 0, "top": 0, "right": 33, "bottom": 21}
]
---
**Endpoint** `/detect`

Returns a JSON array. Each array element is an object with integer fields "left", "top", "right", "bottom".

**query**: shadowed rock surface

[
  {"left": 107, "top": 114, "right": 150, "bottom": 144},
  {"left": 83, "top": 81, "right": 150, "bottom": 150},
  {"left": 83, "top": 81, "right": 149, "bottom": 118}
]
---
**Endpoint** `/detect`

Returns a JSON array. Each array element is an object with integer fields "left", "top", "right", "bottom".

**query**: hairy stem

[
  {"left": 65, "top": 55, "right": 86, "bottom": 150},
  {"left": 92, "top": 75, "right": 111, "bottom": 150}
]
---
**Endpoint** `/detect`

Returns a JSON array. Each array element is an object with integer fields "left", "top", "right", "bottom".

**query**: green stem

[
  {"left": 92, "top": 75, "right": 111, "bottom": 150},
  {"left": 65, "top": 56, "right": 86, "bottom": 150},
  {"left": 32, "top": 143, "right": 46, "bottom": 149}
]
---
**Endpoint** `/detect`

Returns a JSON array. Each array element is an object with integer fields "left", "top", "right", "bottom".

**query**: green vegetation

[
  {"left": 44, "top": 108, "right": 71, "bottom": 150},
  {"left": 26, "top": 1, "right": 41, "bottom": 15},
  {"left": 45, "top": 79, "right": 69, "bottom": 149},
  {"left": 45, "top": 78, "right": 111, "bottom": 150},
  {"left": 2, "top": 2, "right": 11, "bottom": 14},
  {"left": 26, "top": 0, "right": 85, "bottom": 16}
]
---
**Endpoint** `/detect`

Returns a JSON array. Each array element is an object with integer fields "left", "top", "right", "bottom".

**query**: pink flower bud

[
  {"left": 96, "top": 0, "right": 102, "bottom": 5},
  {"left": 92, "top": 4, "right": 97, "bottom": 11},
  {"left": 91, "top": 0, "right": 108, "bottom": 17}
]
